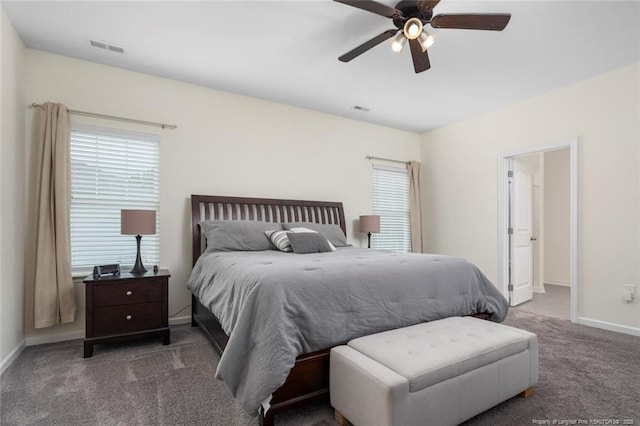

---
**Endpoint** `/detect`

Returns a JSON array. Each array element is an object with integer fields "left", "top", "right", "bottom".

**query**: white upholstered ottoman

[{"left": 330, "top": 316, "right": 538, "bottom": 426}]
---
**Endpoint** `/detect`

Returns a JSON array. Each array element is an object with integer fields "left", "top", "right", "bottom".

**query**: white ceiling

[{"left": 4, "top": 1, "right": 640, "bottom": 133}]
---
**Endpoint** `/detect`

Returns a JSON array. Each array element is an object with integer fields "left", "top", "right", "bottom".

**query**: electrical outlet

[{"left": 623, "top": 285, "right": 636, "bottom": 303}]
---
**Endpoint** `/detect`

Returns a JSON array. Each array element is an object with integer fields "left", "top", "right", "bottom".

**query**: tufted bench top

[{"left": 347, "top": 316, "right": 537, "bottom": 393}]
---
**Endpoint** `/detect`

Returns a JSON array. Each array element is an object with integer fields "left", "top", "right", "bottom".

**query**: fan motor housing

[{"left": 393, "top": 0, "right": 433, "bottom": 28}]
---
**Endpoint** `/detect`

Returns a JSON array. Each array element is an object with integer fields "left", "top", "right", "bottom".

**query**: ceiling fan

[{"left": 334, "top": 0, "right": 511, "bottom": 73}]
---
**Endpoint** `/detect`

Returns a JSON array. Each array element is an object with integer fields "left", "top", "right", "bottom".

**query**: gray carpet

[
  {"left": 1, "top": 310, "right": 638, "bottom": 425},
  {"left": 514, "top": 284, "right": 571, "bottom": 321}
]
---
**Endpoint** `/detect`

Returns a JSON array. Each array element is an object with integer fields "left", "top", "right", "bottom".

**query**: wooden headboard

[{"left": 191, "top": 194, "right": 346, "bottom": 266}]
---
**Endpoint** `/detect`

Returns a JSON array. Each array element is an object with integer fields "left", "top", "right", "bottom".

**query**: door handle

[{"left": 530, "top": 237, "right": 537, "bottom": 241}]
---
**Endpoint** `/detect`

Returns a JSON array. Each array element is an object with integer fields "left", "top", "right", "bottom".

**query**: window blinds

[
  {"left": 372, "top": 164, "right": 411, "bottom": 252},
  {"left": 70, "top": 126, "right": 160, "bottom": 271}
]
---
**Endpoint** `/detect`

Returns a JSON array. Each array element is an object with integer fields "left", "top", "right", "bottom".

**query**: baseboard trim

[
  {"left": 24, "top": 316, "right": 192, "bottom": 347},
  {"left": 25, "top": 331, "right": 84, "bottom": 347},
  {"left": 545, "top": 279, "right": 570, "bottom": 287},
  {"left": 169, "top": 315, "right": 191, "bottom": 326},
  {"left": 577, "top": 317, "right": 640, "bottom": 337},
  {"left": 1, "top": 339, "right": 26, "bottom": 375}
]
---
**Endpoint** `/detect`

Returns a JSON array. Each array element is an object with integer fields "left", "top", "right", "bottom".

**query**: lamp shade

[
  {"left": 121, "top": 210, "right": 156, "bottom": 235},
  {"left": 359, "top": 215, "right": 380, "bottom": 234}
]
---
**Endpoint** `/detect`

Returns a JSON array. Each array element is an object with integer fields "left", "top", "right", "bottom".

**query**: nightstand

[{"left": 83, "top": 269, "right": 170, "bottom": 358}]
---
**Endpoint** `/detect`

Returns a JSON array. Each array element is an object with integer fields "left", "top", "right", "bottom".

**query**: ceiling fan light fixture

[
  {"left": 390, "top": 32, "right": 406, "bottom": 53},
  {"left": 418, "top": 31, "right": 435, "bottom": 51},
  {"left": 403, "top": 17, "right": 423, "bottom": 40},
  {"left": 334, "top": 0, "right": 512, "bottom": 73}
]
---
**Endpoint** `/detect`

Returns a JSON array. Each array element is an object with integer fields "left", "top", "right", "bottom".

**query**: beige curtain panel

[
  {"left": 33, "top": 102, "right": 76, "bottom": 328},
  {"left": 407, "top": 161, "right": 424, "bottom": 253}
]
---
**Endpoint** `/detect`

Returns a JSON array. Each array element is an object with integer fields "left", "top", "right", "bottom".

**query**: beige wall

[
  {"left": 0, "top": 8, "right": 26, "bottom": 366},
  {"left": 421, "top": 63, "right": 640, "bottom": 330},
  {"left": 544, "top": 148, "right": 570, "bottom": 286},
  {"left": 11, "top": 43, "right": 639, "bottom": 345},
  {"left": 23, "top": 49, "right": 421, "bottom": 343}
]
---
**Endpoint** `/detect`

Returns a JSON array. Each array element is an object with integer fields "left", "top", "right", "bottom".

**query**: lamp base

[
  {"left": 367, "top": 232, "right": 372, "bottom": 249},
  {"left": 130, "top": 235, "right": 147, "bottom": 275}
]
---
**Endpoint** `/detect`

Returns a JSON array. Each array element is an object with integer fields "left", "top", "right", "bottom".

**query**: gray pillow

[
  {"left": 201, "top": 220, "right": 281, "bottom": 252},
  {"left": 287, "top": 227, "right": 337, "bottom": 251},
  {"left": 288, "top": 232, "right": 333, "bottom": 254},
  {"left": 282, "top": 222, "right": 348, "bottom": 247}
]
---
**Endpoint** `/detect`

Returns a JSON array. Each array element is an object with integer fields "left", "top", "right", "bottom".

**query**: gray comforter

[{"left": 187, "top": 247, "right": 508, "bottom": 414}]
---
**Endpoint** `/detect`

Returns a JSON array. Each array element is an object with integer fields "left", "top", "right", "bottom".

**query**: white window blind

[
  {"left": 70, "top": 126, "right": 160, "bottom": 271},
  {"left": 372, "top": 164, "right": 411, "bottom": 252}
]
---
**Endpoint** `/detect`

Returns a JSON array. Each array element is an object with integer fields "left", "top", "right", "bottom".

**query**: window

[
  {"left": 371, "top": 164, "right": 411, "bottom": 252},
  {"left": 70, "top": 125, "right": 160, "bottom": 272}
]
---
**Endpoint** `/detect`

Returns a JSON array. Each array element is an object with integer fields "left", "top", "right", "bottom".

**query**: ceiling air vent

[
  {"left": 107, "top": 45, "right": 124, "bottom": 54},
  {"left": 89, "top": 38, "right": 125, "bottom": 54}
]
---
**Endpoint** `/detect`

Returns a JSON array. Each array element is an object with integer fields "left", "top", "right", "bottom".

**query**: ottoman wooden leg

[
  {"left": 334, "top": 409, "right": 352, "bottom": 426},
  {"left": 520, "top": 387, "right": 534, "bottom": 398}
]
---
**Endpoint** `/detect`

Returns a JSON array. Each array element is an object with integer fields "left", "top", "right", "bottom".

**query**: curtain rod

[
  {"left": 30, "top": 103, "right": 177, "bottom": 130},
  {"left": 365, "top": 155, "right": 409, "bottom": 165}
]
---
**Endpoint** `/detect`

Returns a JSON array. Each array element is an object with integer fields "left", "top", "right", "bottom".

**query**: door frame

[{"left": 497, "top": 138, "right": 579, "bottom": 322}]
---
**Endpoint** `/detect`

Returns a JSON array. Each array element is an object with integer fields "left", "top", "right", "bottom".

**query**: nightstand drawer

[
  {"left": 93, "top": 280, "right": 162, "bottom": 306},
  {"left": 93, "top": 302, "right": 163, "bottom": 336}
]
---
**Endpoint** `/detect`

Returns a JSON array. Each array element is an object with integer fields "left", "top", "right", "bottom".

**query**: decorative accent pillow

[
  {"left": 201, "top": 220, "right": 281, "bottom": 252},
  {"left": 288, "top": 227, "right": 337, "bottom": 251},
  {"left": 282, "top": 222, "right": 348, "bottom": 247},
  {"left": 288, "top": 232, "right": 333, "bottom": 254},
  {"left": 265, "top": 230, "right": 292, "bottom": 252}
]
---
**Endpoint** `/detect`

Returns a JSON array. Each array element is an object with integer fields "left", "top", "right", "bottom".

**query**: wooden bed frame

[
  {"left": 190, "top": 194, "right": 347, "bottom": 426},
  {"left": 189, "top": 194, "right": 491, "bottom": 425}
]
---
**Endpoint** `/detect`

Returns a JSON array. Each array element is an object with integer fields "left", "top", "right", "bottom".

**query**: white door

[{"left": 509, "top": 158, "right": 534, "bottom": 306}]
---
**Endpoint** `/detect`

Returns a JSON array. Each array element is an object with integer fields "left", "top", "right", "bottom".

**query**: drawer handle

[
  {"left": 126, "top": 291, "right": 132, "bottom": 296},
  {"left": 126, "top": 315, "right": 132, "bottom": 320}
]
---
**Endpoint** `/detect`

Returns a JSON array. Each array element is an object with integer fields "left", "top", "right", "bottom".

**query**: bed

[{"left": 188, "top": 194, "right": 509, "bottom": 426}]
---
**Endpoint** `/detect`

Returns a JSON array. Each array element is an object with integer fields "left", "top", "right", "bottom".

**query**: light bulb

[
  {"left": 390, "top": 33, "right": 406, "bottom": 53},
  {"left": 407, "top": 23, "right": 420, "bottom": 37},
  {"left": 403, "top": 18, "right": 423, "bottom": 40},
  {"left": 418, "top": 32, "right": 435, "bottom": 51}
]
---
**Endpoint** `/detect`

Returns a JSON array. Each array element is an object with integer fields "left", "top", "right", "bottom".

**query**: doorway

[{"left": 497, "top": 139, "right": 578, "bottom": 323}]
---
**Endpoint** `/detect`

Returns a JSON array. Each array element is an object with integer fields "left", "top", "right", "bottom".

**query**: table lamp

[
  {"left": 121, "top": 209, "right": 156, "bottom": 274},
  {"left": 359, "top": 215, "right": 380, "bottom": 249}
]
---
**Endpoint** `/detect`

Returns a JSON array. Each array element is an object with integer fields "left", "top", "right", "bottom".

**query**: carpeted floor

[
  {"left": 514, "top": 284, "right": 571, "bottom": 321},
  {"left": 1, "top": 309, "right": 638, "bottom": 425}
]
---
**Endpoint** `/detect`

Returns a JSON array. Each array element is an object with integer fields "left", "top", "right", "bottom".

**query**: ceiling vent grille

[{"left": 89, "top": 38, "right": 125, "bottom": 54}]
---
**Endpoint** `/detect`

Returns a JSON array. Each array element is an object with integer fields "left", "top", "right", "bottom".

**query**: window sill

[{"left": 73, "top": 269, "right": 93, "bottom": 280}]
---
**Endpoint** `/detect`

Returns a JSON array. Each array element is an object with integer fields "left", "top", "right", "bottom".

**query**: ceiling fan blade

[
  {"left": 431, "top": 14, "right": 511, "bottom": 31},
  {"left": 417, "top": 0, "right": 441, "bottom": 13},
  {"left": 333, "top": 0, "right": 402, "bottom": 18},
  {"left": 409, "top": 38, "right": 431, "bottom": 73},
  {"left": 339, "top": 29, "right": 398, "bottom": 62}
]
